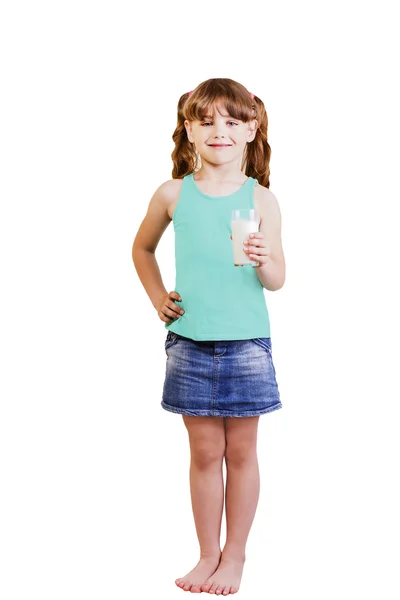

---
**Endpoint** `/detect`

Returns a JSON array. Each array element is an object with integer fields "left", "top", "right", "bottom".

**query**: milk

[{"left": 232, "top": 219, "right": 259, "bottom": 266}]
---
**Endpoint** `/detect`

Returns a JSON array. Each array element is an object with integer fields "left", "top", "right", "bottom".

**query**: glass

[{"left": 231, "top": 209, "right": 260, "bottom": 267}]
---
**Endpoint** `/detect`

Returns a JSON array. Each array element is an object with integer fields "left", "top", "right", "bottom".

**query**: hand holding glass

[{"left": 231, "top": 209, "right": 260, "bottom": 267}]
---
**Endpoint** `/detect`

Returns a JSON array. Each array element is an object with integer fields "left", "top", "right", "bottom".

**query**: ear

[
  {"left": 184, "top": 119, "right": 194, "bottom": 143},
  {"left": 247, "top": 119, "right": 258, "bottom": 143}
]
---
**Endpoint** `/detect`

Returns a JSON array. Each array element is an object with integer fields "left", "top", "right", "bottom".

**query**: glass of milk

[{"left": 231, "top": 209, "right": 260, "bottom": 267}]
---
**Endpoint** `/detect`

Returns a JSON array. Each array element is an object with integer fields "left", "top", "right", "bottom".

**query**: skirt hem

[{"left": 161, "top": 400, "right": 282, "bottom": 418}]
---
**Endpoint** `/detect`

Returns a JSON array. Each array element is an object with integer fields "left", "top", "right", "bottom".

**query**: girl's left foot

[{"left": 200, "top": 557, "right": 245, "bottom": 595}]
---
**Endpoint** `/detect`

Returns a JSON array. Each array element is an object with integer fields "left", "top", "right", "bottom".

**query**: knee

[
  {"left": 191, "top": 441, "right": 226, "bottom": 470},
  {"left": 225, "top": 442, "right": 256, "bottom": 467}
]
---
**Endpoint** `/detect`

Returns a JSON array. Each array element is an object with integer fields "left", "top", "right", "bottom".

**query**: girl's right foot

[{"left": 175, "top": 555, "right": 221, "bottom": 593}]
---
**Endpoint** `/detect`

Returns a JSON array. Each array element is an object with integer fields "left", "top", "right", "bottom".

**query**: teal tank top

[{"left": 165, "top": 172, "right": 271, "bottom": 341}]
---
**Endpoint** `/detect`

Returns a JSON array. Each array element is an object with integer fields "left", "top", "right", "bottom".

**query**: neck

[{"left": 194, "top": 160, "right": 246, "bottom": 183}]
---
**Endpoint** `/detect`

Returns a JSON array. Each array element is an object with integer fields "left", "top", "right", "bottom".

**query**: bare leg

[
  {"left": 175, "top": 416, "right": 226, "bottom": 593},
  {"left": 201, "top": 416, "right": 260, "bottom": 595}
]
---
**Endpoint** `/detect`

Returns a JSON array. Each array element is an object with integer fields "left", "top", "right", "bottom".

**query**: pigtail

[
  {"left": 171, "top": 93, "right": 199, "bottom": 179},
  {"left": 243, "top": 95, "right": 271, "bottom": 189}
]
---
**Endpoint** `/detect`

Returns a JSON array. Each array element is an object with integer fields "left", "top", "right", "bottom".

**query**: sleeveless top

[{"left": 165, "top": 172, "right": 271, "bottom": 341}]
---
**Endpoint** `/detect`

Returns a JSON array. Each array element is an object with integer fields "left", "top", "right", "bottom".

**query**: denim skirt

[{"left": 161, "top": 331, "right": 282, "bottom": 418}]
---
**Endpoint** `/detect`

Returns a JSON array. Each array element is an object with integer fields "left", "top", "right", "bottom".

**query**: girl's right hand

[{"left": 156, "top": 291, "right": 185, "bottom": 323}]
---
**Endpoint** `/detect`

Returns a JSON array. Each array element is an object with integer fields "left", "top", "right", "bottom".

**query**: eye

[{"left": 200, "top": 120, "right": 238, "bottom": 127}]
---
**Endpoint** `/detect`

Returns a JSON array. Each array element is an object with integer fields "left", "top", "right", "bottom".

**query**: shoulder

[
  {"left": 154, "top": 178, "right": 183, "bottom": 202},
  {"left": 254, "top": 182, "right": 281, "bottom": 220},
  {"left": 153, "top": 178, "right": 184, "bottom": 220},
  {"left": 133, "top": 179, "right": 185, "bottom": 253},
  {"left": 254, "top": 181, "right": 279, "bottom": 206}
]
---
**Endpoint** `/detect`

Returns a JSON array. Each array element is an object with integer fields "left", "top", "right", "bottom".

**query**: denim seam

[
  {"left": 161, "top": 400, "right": 282, "bottom": 417},
  {"left": 252, "top": 338, "right": 272, "bottom": 354},
  {"left": 211, "top": 357, "right": 219, "bottom": 412}
]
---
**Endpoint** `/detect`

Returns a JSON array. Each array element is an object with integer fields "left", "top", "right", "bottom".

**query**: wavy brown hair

[{"left": 171, "top": 78, "right": 272, "bottom": 188}]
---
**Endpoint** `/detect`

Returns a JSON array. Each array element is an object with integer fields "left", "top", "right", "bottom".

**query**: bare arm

[
  {"left": 254, "top": 186, "right": 286, "bottom": 291},
  {"left": 132, "top": 180, "right": 184, "bottom": 321}
]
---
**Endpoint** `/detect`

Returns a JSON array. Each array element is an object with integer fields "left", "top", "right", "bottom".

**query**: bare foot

[
  {"left": 175, "top": 556, "right": 221, "bottom": 593},
  {"left": 200, "top": 557, "right": 245, "bottom": 595}
]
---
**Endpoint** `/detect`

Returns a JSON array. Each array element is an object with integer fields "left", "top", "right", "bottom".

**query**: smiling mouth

[{"left": 207, "top": 144, "right": 232, "bottom": 147}]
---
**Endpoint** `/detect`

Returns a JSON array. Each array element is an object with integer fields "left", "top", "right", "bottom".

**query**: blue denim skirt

[{"left": 162, "top": 331, "right": 282, "bottom": 418}]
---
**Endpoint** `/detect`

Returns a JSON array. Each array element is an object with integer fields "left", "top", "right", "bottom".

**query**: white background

[{"left": 1, "top": 0, "right": 399, "bottom": 598}]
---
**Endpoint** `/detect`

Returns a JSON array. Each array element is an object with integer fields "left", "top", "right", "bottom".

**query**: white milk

[{"left": 232, "top": 219, "right": 259, "bottom": 266}]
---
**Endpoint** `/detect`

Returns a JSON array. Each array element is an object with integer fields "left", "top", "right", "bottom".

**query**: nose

[
  {"left": 212, "top": 121, "right": 226, "bottom": 138},
  {"left": 213, "top": 129, "right": 225, "bottom": 139}
]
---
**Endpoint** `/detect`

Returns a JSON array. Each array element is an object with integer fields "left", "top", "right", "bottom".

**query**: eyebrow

[{"left": 202, "top": 114, "right": 235, "bottom": 119}]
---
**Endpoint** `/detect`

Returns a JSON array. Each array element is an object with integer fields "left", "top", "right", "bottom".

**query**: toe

[
  {"left": 201, "top": 581, "right": 213, "bottom": 592},
  {"left": 210, "top": 582, "right": 219, "bottom": 594},
  {"left": 183, "top": 581, "right": 192, "bottom": 591},
  {"left": 190, "top": 584, "right": 202, "bottom": 593},
  {"left": 218, "top": 585, "right": 226, "bottom": 595},
  {"left": 230, "top": 586, "right": 238, "bottom": 594},
  {"left": 222, "top": 588, "right": 230, "bottom": 596}
]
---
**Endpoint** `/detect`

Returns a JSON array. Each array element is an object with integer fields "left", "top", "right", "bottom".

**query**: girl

[{"left": 132, "top": 78, "right": 285, "bottom": 595}]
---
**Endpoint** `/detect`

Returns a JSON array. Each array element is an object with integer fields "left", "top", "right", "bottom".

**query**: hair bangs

[{"left": 185, "top": 79, "right": 255, "bottom": 123}]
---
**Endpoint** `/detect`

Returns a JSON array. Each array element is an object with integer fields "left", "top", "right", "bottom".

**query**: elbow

[
  {"left": 265, "top": 272, "right": 286, "bottom": 292},
  {"left": 274, "top": 274, "right": 286, "bottom": 291},
  {"left": 276, "top": 271, "right": 286, "bottom": 290},
  {"left": 132, "top": 242, "right": 153, "bottom": 264},
  {"left": 274, "top": 279, "right": 285, "bottom": 291},
  {"left": 132, "top": 239, "right": 142, "bottom": 263},
  {"left": 265, "top": 281, "right": 285, "bottom": 292}
]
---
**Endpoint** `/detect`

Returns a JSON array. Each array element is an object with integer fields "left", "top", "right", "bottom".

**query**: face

[{"left": 184, "top": 101, "right": 258, "bottom": 167}]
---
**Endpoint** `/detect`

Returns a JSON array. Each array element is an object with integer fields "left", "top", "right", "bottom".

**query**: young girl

[{"left": 132, "top": 78, "right": 285, "bottom": 595}]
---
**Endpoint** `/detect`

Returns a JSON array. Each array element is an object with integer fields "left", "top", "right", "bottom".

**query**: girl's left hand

[{"left": 243, "top": 232, "right": 270, "bottom": 267}]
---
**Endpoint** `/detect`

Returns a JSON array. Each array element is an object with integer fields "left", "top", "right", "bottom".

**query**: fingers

[
  {"left": 244, "top": 245, "right": 269, "bottom": 256},
  {"left": 230, "top": 233, "right": 262, "bottom": 244},
  {"left": 243, "top": 232, "right": 269, "bottom": 256},
  {"left": 170, "top": 291, "right": 182, "bottom": 302},
  {"left": 244, "top": 234, "right": 263, "bottom": 247},
  {"left": 242, "top": 234, "right": 270, "bottom": 268},
  {"left": 159, "top": 291, "right": 184, "bottom": 322},
  {"left": 159, "top": 306, "right": 181, "bottom": 322},
  {"left": 167, "top": 301, "right": 183, "bottom": 318},
  {"left": 159, "top": 312, "right": 173, "bottom": 323}
]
